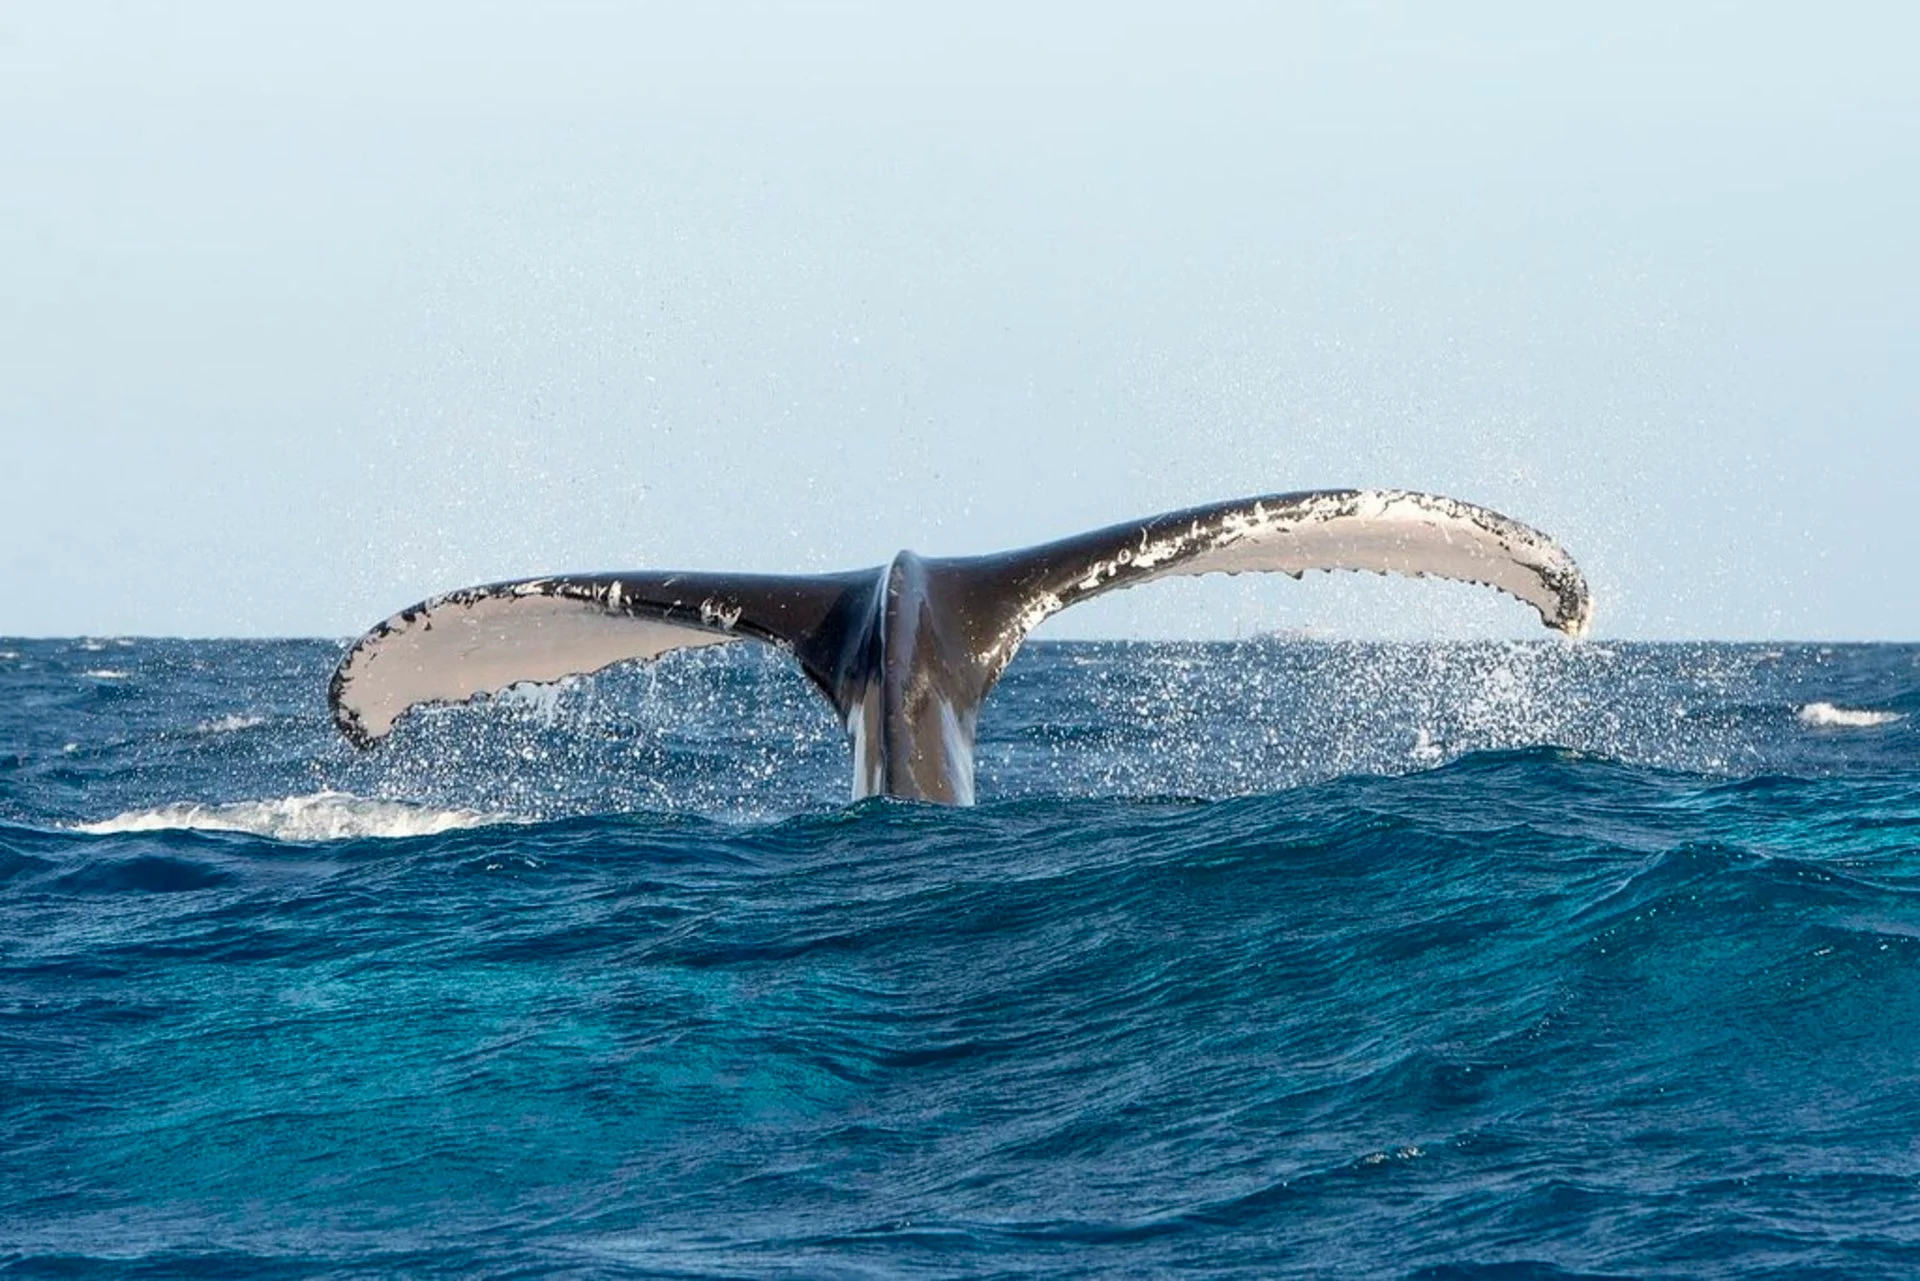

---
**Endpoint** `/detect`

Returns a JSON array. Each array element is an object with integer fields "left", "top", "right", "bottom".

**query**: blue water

[{"left": 3, "top": 638, "right": 1917, "bottom": 1277}]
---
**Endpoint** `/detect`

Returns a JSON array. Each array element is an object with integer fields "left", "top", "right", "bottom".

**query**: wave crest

[
  {"left": 194, "top": 713, "right": 269, "bottom": 734},
  {"left": 73, "top": 791, "right": 504, "bottom": 841},
  {"left": 1797, "top": 702, "right": 1903, "bottom": 729}
]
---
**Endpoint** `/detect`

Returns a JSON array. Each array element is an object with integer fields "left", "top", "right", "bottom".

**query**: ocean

[{"left": 2, "top": 637, "right": 1916, "bottom": 1277}]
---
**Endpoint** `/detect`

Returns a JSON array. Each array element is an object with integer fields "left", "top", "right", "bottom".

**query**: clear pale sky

[{"left": 3, "top": 2, "right": 1915, "bottom": 639}]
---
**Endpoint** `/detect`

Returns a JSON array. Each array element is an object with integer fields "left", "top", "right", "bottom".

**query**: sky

[{"left": 2, "top": 2, "right": 1915, "bottom": 640}]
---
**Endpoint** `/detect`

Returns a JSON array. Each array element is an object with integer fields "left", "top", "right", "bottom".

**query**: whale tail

[{"left": 329, "top": 489, "right": 1591, "bottom": 800}]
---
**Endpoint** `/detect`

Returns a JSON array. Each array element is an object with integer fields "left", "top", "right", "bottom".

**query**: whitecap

[
  {"left": 72, "top": 791, "right": 505, "bottom": 841},
  {"left": 82, "top": 669, "right": 131, "bottom": 679},
  {"left": 194, "top": 713, "right": 268, "bottom": 734},
  {"left": 1796, "top": 702, "right": 1904, "bottom": 729}
]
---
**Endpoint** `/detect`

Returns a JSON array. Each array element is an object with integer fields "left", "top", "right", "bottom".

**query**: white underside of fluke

[
  {"left": 335, "top": 592, "right": 737, "bottom": 742},
  {"left": 1071, "top": 490, "right": 1585, "bottom": 635}
]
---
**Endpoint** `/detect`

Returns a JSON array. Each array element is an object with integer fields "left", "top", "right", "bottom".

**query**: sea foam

[
  {"left": 73, "top": 791, "right": 503, "bottom": 841},
  {"left": 1797, "top": 701, "right": 1904, "bottom": 729},
  {"left": 193, "top": 713, "right": 269, "bottom": 734}
]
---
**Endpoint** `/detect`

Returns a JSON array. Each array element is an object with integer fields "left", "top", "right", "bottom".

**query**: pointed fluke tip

[{"left": 1547, "top": 569, "right": 1594, "bottom": 640}]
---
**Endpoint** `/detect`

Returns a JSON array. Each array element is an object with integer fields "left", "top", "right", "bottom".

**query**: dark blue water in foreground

[{"left": 3, "top": 638, "right": 1918, "bottom": 1278}]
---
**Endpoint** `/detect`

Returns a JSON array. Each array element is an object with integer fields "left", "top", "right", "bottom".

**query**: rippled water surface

[{"left": 3, "top": 638, "right": 1917, "bottom": 1277}]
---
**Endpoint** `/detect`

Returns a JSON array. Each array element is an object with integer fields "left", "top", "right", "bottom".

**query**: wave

[
  {"left": 193, "top": 713, "right": 269, "bottom": 734},
  {"left": 81, "top": 668, "right": 131, "bottom": 680},
  {"left": 1797, "top": 701, "right": 1904, "bottom": 729},
  {"left": 71, "top": 791, "right": 506, "bottom": 841}
]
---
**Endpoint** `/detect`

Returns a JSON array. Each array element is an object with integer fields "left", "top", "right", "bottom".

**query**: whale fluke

[
  {"left": 330, "top": 489, "right": 1591, "bottom": 802},
  {"left": 327, "top": 570, "right": 879, "bottom": 748}
]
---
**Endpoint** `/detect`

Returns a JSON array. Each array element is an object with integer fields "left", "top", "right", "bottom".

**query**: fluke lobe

[{"left": 330, "top": 489, "right": 1591, "bottom": 804}]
